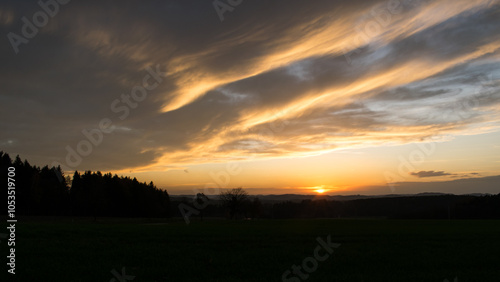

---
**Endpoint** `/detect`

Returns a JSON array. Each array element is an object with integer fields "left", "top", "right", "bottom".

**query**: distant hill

[
  {"left": 170, "top": 192, "right": 500, "bottom": 219},
  {"left": 170, "top": 192, "right": 491, "bottom": 204}
]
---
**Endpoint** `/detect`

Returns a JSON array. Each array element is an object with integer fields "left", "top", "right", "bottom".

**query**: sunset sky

[{"left": 1, "top": 0, "right": 499, "bottom": 195}]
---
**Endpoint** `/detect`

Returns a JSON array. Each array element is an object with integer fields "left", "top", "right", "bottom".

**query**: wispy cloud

[
  {"left": 410, "top": 171, "right": 453, "bottom": 178},
  {"left": 1, "top": 0, "right": 499, "bottom": 173}
]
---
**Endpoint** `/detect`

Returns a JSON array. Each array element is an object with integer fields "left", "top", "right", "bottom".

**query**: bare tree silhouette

[{"left": 219, "top": 188, "right": 249, "bottom": 219}]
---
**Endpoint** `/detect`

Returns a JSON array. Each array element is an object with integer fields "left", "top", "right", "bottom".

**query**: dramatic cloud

[
  {"left": 410, "top": 170, "right": 453, "bottom": 178},
  {"left": 1, "top": 0, "right": 499, "bottom": 175}
]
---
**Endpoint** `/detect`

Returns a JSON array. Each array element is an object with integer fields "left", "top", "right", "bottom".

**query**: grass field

[{"left": 1, "top": 218, "right": 499, "bottom": 281}]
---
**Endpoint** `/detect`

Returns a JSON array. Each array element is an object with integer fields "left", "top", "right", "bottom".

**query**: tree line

[
  {"left": 172, "top": 191, "right": 500, "bottom": 220},
  {"left": 1, "top": 151, "right": 170, "bottom": 218},
  {"left": 2, "top": 151, "right": 499, "bottom": 220}
]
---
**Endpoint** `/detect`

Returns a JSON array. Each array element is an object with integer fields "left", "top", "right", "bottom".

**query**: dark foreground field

[{"left": 1, "top": 218, "right": 499, "bottom": 281}]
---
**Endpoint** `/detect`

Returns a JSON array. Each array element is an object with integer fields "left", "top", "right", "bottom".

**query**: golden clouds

[{"left": 5, "top": 0, "right": 499, "bottom": 173}]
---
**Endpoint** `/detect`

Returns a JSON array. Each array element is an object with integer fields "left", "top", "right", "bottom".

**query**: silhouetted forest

[
  {"left": 2, "top": 151, "right": 499, "bottom": 219},
  {"left": 1, "top": 151, "right": 170, "bottom": 218},
  {"left": 172, "top": 194, "right": 500, "bottom": 220},
  {"left": 266, "top": 196, "right": 500, "bottom": 219}
]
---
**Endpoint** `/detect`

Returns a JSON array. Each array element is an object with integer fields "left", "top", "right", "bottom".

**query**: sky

[{"left": 1, "top": 0, "right": 499, "bottom": 195}]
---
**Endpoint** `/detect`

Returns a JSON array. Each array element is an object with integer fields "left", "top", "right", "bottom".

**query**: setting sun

[
  {"left": 2, "top": 0, "right": 500, "bottom": 280},
  {"left": 2, "top": 0, "right": 499, "bottom": 198}
]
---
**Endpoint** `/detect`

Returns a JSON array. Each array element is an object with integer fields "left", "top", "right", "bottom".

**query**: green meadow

[{"left": 1, "top": 218, "right": 499, "bottom": 281}]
